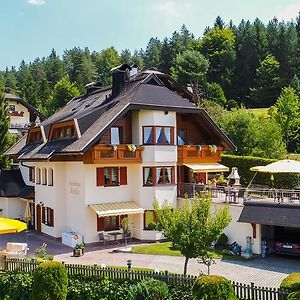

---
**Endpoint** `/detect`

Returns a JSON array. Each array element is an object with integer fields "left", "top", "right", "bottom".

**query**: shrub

[
  {"left": 280, "top": 273, "right": 300, "bottom": 292},
  {"left": 288, "top": 291, "right": 300, "bottom": 300},
  {"left": 168, "top": 285, "right": 192, "bottom": 300},
  {"left": 0, "top": 271, "right": 33, "bottom": 300},
  {"left": 31, "top": 261, "right": 68, "bottom": 300},
  {"left": 128, "top": 278, "right": 169, "bottom": 300},
  {"left": 192, "top": 275, "right": 237, "bottom": 300},
  {"left": 216, "top": 233, "right": 229, "bottom": 248},
  {"left": 221, "top": 154, "right": 300, "bottom": 188},
  {"left": 67, "top": 275, "right": 110, "bottom": 300}
]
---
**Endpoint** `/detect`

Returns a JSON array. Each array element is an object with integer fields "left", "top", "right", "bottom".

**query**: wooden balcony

[
  {"left": 83, "top": 145, "right": 143, "bottom": 164},
  {"left": 177, "top": 145, "right": 222, "bottom": 165}
]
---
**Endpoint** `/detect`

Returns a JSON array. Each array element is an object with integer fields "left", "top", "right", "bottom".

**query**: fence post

[{"left": 250, "top": 282, "right": 255, "bottom": 300}]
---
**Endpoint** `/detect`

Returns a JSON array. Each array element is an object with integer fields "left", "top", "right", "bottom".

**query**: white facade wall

[
  {"left": 214, "top": 202, "right": 262, "bottom": 254},
  {"left": 0, "top": 197, "right": 27, "bottom": 220},
  {"left": 8, "top": 100, "right": 30, "bottom": 134}
]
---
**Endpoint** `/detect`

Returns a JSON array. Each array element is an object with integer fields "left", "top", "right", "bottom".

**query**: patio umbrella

[
  {"left": 250, "top": 159, "right": 300, "bottom": 174},
  {"left": 0, "top": 218, "right": 27, "bottom": 234}
]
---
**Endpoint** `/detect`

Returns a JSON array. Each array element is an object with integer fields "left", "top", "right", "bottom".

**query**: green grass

[
  {"left": 132, "top": 242, "right": 181, "bottom": 256},
  {"left": 248, "top": 108, "right": 269, "bottom": 117},
  {"left": 131, "top": 242, "right": 247, "bottom": 260}
]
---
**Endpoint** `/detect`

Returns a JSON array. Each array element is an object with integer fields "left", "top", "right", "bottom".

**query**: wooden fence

[{"left": 3, "top": 259, "right": 289, "bottom": 300}]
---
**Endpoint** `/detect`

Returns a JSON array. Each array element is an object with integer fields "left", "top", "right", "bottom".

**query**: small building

[
  {"left": 5, "top": 93, "right": 45, "bottom": 135},
  {"left": 7, "top": 65, "right": 235, "bottom": 243},
  {"left": 0, "top": 168, "right": 34, "bottom": 227}
]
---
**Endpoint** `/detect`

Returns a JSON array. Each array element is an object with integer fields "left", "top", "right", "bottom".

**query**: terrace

[{"left": 177, "top": 183, "right": 300, "bottom": 205}]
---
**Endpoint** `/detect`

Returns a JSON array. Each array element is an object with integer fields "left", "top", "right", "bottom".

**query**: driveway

[{"left": 0, "top": 231, "right": 300, "bottom": 288}]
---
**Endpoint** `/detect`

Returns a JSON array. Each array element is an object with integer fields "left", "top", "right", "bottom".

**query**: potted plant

[{"left": 73, "top": 242, "right": 85, "bottom": 257}]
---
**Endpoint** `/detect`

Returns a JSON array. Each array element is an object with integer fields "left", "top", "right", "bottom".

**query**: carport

[{"left": 238, "top": 202, "right": 300, "bottom": 254}]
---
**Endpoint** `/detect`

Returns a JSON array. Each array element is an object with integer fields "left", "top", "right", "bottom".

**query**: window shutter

[
  {"left": 97, "top": 217, "right": 105, "bottom": 231},
  {"left": 120, "top": 167, "right": 127, "bottom": 185},
  {"left": 42, "top": 206, "right": 45, "bottom": 223},
  {"left": 50, "top": 209, "right": 54, "bottom": 227},
  {"left": 96, "top": 168, "right": 104, "bottom": 186}
]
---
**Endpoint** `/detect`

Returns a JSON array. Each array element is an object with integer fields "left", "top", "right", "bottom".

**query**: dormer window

[
  {"left": 27, "top": 127, "right": 43, "bottom": 144},
  {"left": 49, "top": 121, "right": 77, "bottom": 141}
]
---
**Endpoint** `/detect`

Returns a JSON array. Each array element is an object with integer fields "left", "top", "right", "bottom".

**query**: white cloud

[
  {"left": 27, "top": 0, "right": 46, "bottom": 6},
  {"left": 275, "top": 2, "right": 300, "bottom": 21},
  {"left": 154, "top": 0, "right": 193, "bottom": 27}
]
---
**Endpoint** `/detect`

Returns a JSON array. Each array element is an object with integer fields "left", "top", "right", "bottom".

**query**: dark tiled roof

[
  {"left": 7, "top": 69, "right": 235, "bottom": 160},
  {"left": 238, "top": 202, "right": 300, "bottom": 228},
  {"left": 0, "top": 169, "right": 34, "bottom": 198}
]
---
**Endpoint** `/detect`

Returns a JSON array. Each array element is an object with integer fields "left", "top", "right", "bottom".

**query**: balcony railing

[
  {"left": 9, "top": 123, "right": 31, "bottom": 130},
  {"left": 177, "top": 145, "right": 222, "bottom": 164},
  {"left": 177, "top": 183, "right": 300, "bottom": 205},
  {"left": 83, "top": 144, "right": 143, "bottom": 164}
]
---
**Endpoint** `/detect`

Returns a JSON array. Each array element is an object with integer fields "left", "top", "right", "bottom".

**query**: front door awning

[
  {"left": 89, "top": 201, "right": 144, "bottom": 217},
  {"left": 184, "top": 163, "right": 229, "bottom": 173},
  {"left": 238, "top": 202, "right": 300, "bottom": 228}
]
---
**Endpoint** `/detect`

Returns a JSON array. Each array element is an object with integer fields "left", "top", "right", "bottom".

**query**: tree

[
  {"left": 95, "top": 47, "right": 121, "bottom": 86},
  {"left": 171, "top": 50, "right": 209, "bottom": 101},
  {"left": 200, "top": 27, "right": 236, "bottom": 94},
  {"left": 154, "top": 195, "right": 231, "bottom": 276},
  {"left": 218, "top": 108, "right": 286, "bottom": 158},
  {"left": 0, "top": 91, "right": 12, "bottom": 169},
  {"left": 250, "top": 54, "right": 281, "bottom": 107},
  {"left": 290, "top": 75, "right": 300, "bottom": 97},
  {"left": 275, "top": 87, "right": 300, "bottom": 152},
  {"left": 205, "top": 82, "right": 227, "bottom": 106},
  {"left": 144, "top": 38, "right": 162, "bottom": 69},
  {"left": 49, "top": 75, "right": 80, "bottom": 114},
  {"left": 120, "top": 49, "right": 132, "bottom": 65}
]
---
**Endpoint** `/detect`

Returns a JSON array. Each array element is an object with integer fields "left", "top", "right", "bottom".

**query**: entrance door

[{"left": 36, "top": 204, "right": 42, "bottom": 232}]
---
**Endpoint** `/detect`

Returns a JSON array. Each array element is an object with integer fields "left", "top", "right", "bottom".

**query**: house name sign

[{"left": 69, "top": 181, "right": 80, "bottom": 195}]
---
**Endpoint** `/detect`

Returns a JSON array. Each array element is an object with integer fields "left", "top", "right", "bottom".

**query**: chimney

[
  {"left": 227, "top": 167, "right": 241, "bottom": 187},
  {"left": 130, "top": 64, "right": 138, "bottom": 77},
  {"left": 111, "top": 64, "right": 132, "bottom": 98}
]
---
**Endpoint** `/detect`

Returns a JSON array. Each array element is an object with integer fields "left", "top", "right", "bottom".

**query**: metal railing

[{"left": 177, "top": 183, "right": 300, "bottom": 205}]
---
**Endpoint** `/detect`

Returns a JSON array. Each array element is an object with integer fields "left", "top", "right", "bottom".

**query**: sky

[{"left": 0, "top": 0, "right": 300, "bottom": 70}]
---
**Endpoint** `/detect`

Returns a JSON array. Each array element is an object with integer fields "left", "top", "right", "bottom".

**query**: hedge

[
  {"left": 221, "top": 154, "right": 300, "bottom": 188},
  {"left": 280, "top": 273, "right": 300, "bottom": 292}
]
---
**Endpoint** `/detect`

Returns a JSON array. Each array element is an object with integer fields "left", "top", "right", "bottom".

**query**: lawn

[
  {"left": 132, "top": 242, "right": 248, "bottom": 261},
  {"left": 132, "top": 242, "right": 223, "bottom": 259},
  {"left": 248, "top": 108, "right": 269, "bottom": 117}
]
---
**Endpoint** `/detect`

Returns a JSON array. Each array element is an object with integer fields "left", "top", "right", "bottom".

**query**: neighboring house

[
  {"left": 6, "top": 65, "right": 235, "bottom": 243},
  {"left": 0, "top": 168, "right": 34, "bottom": 227},
  {"left": 4, "top": 93, "right": 45, "bottom": 135}
]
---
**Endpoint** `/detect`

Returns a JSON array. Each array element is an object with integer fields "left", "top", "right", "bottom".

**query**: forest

[{"left": 1, "top": 14, "right": 300, "bottom": 161}]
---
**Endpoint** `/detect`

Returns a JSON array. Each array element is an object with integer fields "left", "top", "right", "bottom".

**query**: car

[{"left": 275, "top": 241, "right": 300, "bottom": 256}]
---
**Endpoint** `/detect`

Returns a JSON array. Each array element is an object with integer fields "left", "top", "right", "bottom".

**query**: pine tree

[{"left": 0, "top": 90, "right": 11, "bottom": 169}]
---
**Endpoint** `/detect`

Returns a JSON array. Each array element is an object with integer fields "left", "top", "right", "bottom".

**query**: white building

[
  {"left": 7, "top": 65, "right": 235, "bottom": 243},
  {"left": 5, "top": 93, "right": 45, "bottom": 135}
]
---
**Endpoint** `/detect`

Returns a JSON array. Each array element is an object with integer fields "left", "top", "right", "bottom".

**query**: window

[
  {"left": 42, "top": 206, "right": 54, "bottom": 227},
  {"left": 177, "top": 129, "right": 186, "bottom": 145},
  {"left": 143, "top": 166, "right": 174, "bottom": 186},
  {"left": 28, "top": 130, "right": 42, "bottom": 143},
  {"left": 51, "top": 125, "right": 76, "bottom": 141},
  {"left": 97, "top": 215, "right": 128, "bottom": 231},
  {"left": 29, "top": 167, "right": 35, "bottom": 183},
  {"left": 42, "top": 168, "right": 47, "bottom": 185},
  {"left": 111, "top": 127, "right": 122, "bottom": 144},
  {"left": 96, "top": 167, "right": 127, "bottom": 186},
  {"left": 36, "top": 168, "right": 41, "bottom": 184},
  {"left": 143, "top": 126, "right": 174, "bottom": 145},
  {"left": 144, "top": 210, "right": 156, "bottom": 230},
  {"left": 143, "top": 127, "right": 153, "bottom": 144},
  {"left": 48, "top": 168, "right": 53, "bottom": 186}
]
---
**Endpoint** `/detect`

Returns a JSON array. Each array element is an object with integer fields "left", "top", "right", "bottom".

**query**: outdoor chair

[{"left": 98, "top": 232, "right": 110, "bottom": 246}]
